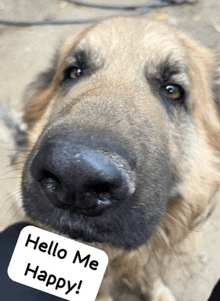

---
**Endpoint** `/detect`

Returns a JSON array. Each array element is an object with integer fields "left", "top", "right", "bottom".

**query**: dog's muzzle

[{"left": 30, "top": 135, "right": 136, "bottom": 216}]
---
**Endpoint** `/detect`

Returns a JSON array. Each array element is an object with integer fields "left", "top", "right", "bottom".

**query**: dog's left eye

[
  {"left": 161, "top": 84, "right": 184, "bottom": 101},
  {"left": 62, "top": 66, "right": 83, "bottom": 82}
]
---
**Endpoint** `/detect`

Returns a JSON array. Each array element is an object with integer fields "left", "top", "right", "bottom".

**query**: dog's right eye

[{"left": 62, "top": 66, "right": 83, "bottom": 82}]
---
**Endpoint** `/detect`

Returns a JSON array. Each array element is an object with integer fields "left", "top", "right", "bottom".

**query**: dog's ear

[
  {"left": 22, "top": 51, "right": 59, "bottom": 130},
  {"left": 179, "top": 32, "right": 220, "bottom": 150}
]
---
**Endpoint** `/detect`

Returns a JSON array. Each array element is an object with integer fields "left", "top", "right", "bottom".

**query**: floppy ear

[{"left": 179, "top": 32, "right": 220, "bottom": 150}]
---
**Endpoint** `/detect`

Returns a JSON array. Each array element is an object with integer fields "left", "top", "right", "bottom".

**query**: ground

[{"left": 0, "top": 1, "right": 220, "bottom": 300}]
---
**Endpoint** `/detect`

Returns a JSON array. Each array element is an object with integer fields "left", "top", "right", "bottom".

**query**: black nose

[{"left": 30, "top": 135, "right": 136, "bottom": 216}]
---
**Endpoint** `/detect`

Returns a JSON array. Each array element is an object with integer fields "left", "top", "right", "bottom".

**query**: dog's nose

[{"left": 30, "top": 135, "right": 136, "bottom": 216}]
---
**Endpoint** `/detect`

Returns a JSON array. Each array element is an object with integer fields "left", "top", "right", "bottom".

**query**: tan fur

[{"left": 21, "top": 17, "right": 220, "bottom": 300}]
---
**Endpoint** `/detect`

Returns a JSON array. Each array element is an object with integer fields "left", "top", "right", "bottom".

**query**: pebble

[{"left": 199, "top": 251, "right": 210, "bottom": 264}]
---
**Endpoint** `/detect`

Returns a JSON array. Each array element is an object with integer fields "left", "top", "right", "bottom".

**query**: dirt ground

[{"left": 0, "top": 1, "right": 220, "bottom": 300}]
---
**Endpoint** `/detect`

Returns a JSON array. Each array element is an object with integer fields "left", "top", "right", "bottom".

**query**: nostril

[
  {"left": 40, "top": 171, "right": 61, "bottom": 193},
  {"left": 87, "top": 182, "right": 117, "bottom": 206},
  {"left": 37, "top": 171, "right": 68, "bottom": 208},
  {"left": 77, "top": 182, "right": 116, "bottom": 215},
  {"left": 88, "top": 182, "right": 112, "bottom": 195}
]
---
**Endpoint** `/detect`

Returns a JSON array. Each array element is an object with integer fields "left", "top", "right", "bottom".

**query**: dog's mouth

[
  {"left": 22, "top": 134, "right": 170, "bottom": 249},
  {"left": 22, "top": 182, "right": 154, "bottom": 249}
]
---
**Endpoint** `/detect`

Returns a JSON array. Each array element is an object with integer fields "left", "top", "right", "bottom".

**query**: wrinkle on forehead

[{"left": 71, "top": 18, "right": 188, "bottom": 74}]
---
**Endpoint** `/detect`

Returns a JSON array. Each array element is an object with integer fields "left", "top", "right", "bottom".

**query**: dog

[{"left": 19, "top": 16, "right": 220, "bottom": 300}]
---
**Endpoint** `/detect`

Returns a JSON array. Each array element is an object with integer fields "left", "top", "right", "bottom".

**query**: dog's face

[{"left": 21, "top": 17, "right": 216, "bottom": 249}]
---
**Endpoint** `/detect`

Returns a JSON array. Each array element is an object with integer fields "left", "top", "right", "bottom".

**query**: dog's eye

[
  {"left": 162, "top": 84, "right": 184, "bottom": 101},
  {"left": 62, "top": 66, "right": 83, "bottom": 82}
]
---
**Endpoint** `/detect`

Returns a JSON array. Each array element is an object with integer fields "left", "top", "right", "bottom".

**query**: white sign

[{"left": 8, "top": 225, "right": 108, "bottom": 301}]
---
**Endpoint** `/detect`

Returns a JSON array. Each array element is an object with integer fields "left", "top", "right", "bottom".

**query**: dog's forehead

[{"left": 73, "top": 18, "right": 186, "bottom": 66}]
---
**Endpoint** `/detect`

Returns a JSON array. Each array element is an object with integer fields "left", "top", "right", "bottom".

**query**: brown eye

[
  {"left": 62, "top": 66, "right": 83, "bottom": 82},
  {"left": 162, "top": 84, "right": 184, "bottom": 100}
]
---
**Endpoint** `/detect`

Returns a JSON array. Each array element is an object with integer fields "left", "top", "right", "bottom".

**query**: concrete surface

[{"left": 0, "top": 1, "right": 220, "bottom": 300}]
